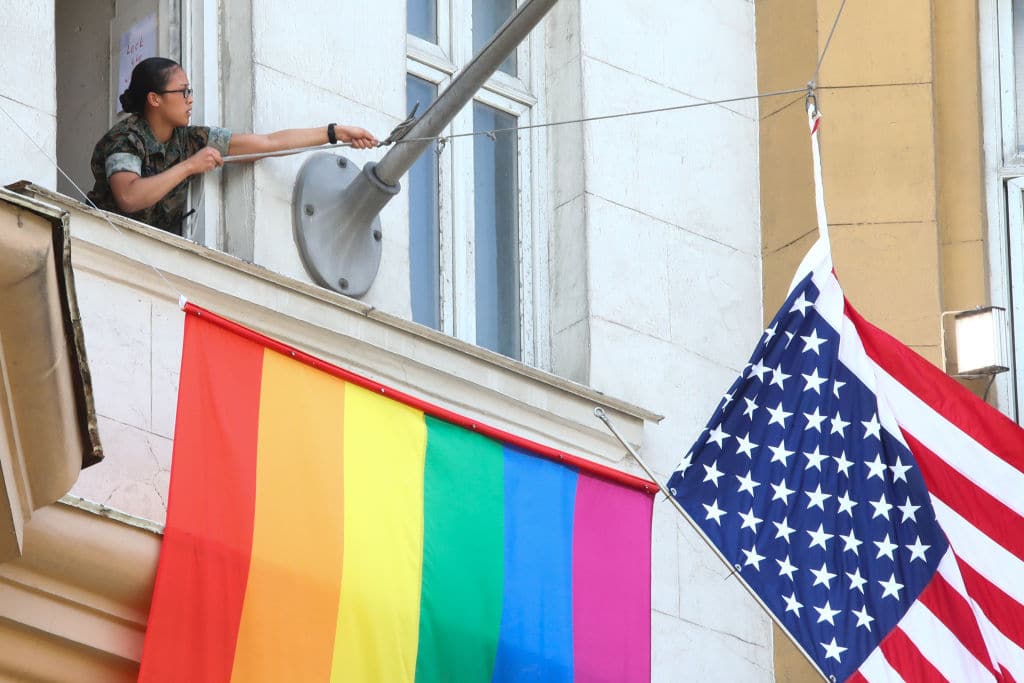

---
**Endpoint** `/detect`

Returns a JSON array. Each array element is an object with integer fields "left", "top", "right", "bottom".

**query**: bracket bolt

[
  {"left": 337, "top": 157, "right": 347, "bottom": 168},
  {"left": 373, "top": 229, "right": 382, "bottom": 241},
  {"left": 304, "top": 204, "right": 315, "bottom": 216},
  {"left": 338, "top": 278, "right": 349, "bottom": 290}
]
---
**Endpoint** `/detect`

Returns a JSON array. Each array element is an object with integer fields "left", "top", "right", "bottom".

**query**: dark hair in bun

[{"left": 119, "top": 57, "right": 181, "bottom": 115}]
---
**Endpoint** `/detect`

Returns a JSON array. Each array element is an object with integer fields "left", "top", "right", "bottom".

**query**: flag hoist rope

[
  {"left": 592, "top": 92, "right": 842, "bottom": 683},
  {"left": 220, "top": 87, "right": 807, "bottom": 162}
]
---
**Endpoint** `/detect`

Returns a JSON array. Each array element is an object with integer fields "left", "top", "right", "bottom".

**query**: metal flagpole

[{"left": 594, "top": 405, "right": 831, "bottom": 682}]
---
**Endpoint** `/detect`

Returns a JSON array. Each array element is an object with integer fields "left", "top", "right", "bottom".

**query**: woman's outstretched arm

[{"left": 227, "top": 125, "right": 378, "bottom": 158}]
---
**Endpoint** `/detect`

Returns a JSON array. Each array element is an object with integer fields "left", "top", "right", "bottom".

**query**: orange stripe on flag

[{"left": 229, "top": 351, "right": 347, "bottom": 681}]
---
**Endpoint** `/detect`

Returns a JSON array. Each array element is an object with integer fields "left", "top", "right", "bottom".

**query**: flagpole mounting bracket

[{"left": 292, "top": 153, "right": 398, "bottom": 298}]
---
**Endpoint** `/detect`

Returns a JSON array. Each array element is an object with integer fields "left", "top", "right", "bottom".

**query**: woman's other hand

[{"left": 187, "top": 146, "right": 224, "bottom": 174}]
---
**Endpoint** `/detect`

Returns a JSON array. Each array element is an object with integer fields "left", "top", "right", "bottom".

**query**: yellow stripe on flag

[
  {"left": 230, "top": 351, "right": 347, "bottom": 682},
  {"left": 330, "top": 384, "right": 427, "bottom": 683}
]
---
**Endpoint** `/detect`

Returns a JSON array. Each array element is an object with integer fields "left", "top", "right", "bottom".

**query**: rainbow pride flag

[{"left": 139, "top": 305, "right": 654, "bottom": 682}]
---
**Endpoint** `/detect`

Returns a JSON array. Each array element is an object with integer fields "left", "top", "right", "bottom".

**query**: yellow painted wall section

[
  {"left": 932, "top": 2, "right": 990, "bottom": 394},
  {"left": 756, "top": 0, "right": 988, "bottom": 679}
]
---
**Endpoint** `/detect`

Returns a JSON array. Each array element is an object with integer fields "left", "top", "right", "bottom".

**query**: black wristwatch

[{"left": 327, "top": 123, "right": 338, "bottom": 145}]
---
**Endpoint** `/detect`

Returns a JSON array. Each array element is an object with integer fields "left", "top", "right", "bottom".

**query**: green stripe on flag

[{"left": 415, "top": 417, "right": 505, "bottom": 682}]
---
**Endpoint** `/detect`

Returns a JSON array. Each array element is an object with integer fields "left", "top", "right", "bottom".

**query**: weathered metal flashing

[{"left": 2, "top": 182, "right": 103, "bottom": 469}]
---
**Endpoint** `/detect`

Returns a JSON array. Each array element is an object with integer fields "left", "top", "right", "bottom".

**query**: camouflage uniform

[{"left": 87, "top": 114, "right": 232, "bottom": 235}]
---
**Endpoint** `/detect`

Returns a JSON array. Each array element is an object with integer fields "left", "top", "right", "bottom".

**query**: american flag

[{"left": 667, "top": 241, "right": 1024, "bottom": 682}]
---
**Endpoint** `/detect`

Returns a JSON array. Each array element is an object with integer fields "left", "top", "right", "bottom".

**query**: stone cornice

[{"left": 0, "top": 501, "right": 158, "bottom": 681}]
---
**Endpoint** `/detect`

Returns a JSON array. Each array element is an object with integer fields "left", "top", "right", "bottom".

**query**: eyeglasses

[{"left": 157, "top": 87, "right": 194, "bottom": 99}]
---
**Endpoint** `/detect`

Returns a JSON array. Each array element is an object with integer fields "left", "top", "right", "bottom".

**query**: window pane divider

[
  {"left": 407, "top": 39, "right": 457, "bottom": 77},
  {"left": 479, "top": 79, "right": 537, "bottom": 107}
]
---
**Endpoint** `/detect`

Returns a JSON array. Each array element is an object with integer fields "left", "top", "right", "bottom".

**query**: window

[
  {"left": 473, "top": 0, "right": 517, "bottom": 76},
  {"left": 1004, "top": 179, "right": 1024, "bottom": 416},
  {"left": 1015, "top": 0, "right": 1024, "bottom": 148},
  {"left": 407, "top": 75, "right": 441, "bottom": 330},
  {"left": 473, "top": 102, "right": 521, "bottom": 358},
  {"left": 998, "top": 0, "right": 1024, "bottom": 166},
  {"left": 405, "top": 0, "right": 546, "bottom": 365},
  {"left": 982, "top": 0, "right": 1024, "bottom": 420},
  {"left": 408, "top": 0, "right": 438, "bottom": 43}
]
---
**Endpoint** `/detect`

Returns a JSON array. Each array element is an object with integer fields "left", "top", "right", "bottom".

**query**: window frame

[
  {"left": 405, "top": 0, "right": 549, "bottom": 367},
  {"left": 981, "top": 0, "right": 1024, "bottom": 420},
  {"left": 180, "top": 0, "right": 223, "bottom": 248},
  {"left": 1004, "top": 179, "right": 1024, "bottom": 414}
]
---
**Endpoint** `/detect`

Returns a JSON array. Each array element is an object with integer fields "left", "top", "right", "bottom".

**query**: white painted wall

[
  {"left": 547, "top": 1, "right": 771, "bottom": 679},
  {"left": 247, "top": 0, "right": 411, "bottom": 316},
  {"left": 0, "top": 2, "right": 57, "bottom": 189}
]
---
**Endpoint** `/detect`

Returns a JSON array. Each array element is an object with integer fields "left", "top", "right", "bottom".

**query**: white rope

[
  {"left": 397, "top": 87, "right": 808, "bottom": 146},
  {"left": 221, "top": 142, "right": 356, "bottom": 163},
  {"left": 808, "top": 105, "right": 831, "bottom": 250},
  {"left": 219, "top": 87, "right": 808, "bottom": 163}
]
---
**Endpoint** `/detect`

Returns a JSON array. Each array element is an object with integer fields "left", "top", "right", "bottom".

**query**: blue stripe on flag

[{"left": 492, "top": 446, "right": 577, "bottom": 682}]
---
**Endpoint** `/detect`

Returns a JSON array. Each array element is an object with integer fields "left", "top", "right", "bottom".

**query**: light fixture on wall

[{"left": 940, "top": 306, "right": 1009, "bottom": 389}]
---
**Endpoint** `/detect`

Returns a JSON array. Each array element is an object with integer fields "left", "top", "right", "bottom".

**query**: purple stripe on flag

[{"left": 572, "top": 472, "right": 652, "bottom": 683}]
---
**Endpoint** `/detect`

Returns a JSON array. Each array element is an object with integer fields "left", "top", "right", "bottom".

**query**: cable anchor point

[
  {"left": 805, "top": 82, "right": 819, "bottom": 118},
  {"left": 379, "top": 102, "right": 420, "bottom": 147}
]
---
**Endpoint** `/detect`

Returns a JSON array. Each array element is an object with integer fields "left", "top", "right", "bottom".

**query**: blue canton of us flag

[{"left": 667, "top": 273, "right": 949, "bottom": 682}]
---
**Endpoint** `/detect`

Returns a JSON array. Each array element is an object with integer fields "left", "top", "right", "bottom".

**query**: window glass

[
  {"left": 473, "top": 102, "right": 520, "bottom": 359},
  {"left": 408, "top": 0, "right": 438, "bottom": 43},
  {"left": 1016, "top": 0, "right": 1024, "bottom": 142},
  {"left": 407, "top": 75, "right": 441, "bottom": 330},
  {"left": 472, "top": 0, "right": 517, "bottom": 76}
]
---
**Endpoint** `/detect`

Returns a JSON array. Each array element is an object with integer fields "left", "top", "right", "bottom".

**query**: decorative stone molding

[{"left": 0, "top": 500, "right": 159, "bottom": 682}]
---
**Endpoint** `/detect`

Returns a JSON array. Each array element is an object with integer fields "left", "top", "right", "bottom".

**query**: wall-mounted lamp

[{"left": 941, "top": 305, "right": 1009, "bottom": 378}]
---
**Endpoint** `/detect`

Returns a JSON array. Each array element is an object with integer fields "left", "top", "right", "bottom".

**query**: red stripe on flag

[
  {"left": 956, "top": 555, "right": 1024, "bottom": 652},
  {"left": 878, "top": 627, "right": 947, "bottom": 683},
  {"left": 846, "top": 672, "right": 868, "bottom": 683},
  {"left": 903, "top": 430, "right": 1024, "bottom": 561},
  {"left": 846, "top": 302, "right": 1024, "bottom": 473},
  {"left": 918, "top": 573, "right": 1002, "bottom": 679},
  {"left": 138, "top": 314, "right": 263, "bottom": 682}
]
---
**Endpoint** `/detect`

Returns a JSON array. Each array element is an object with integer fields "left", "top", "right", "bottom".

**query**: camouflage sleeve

[
  {"left": 102, "top": 132, "right": 145, "bottom": 178},
  {"left": 106, "top": 153, "right": 142, "bottom": 178},
  {"left": 207, "top": 126, "right": 232, "bottom": 155},
  {"left": 188, "top": 125, "right": 232, "bottom": 156}
]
